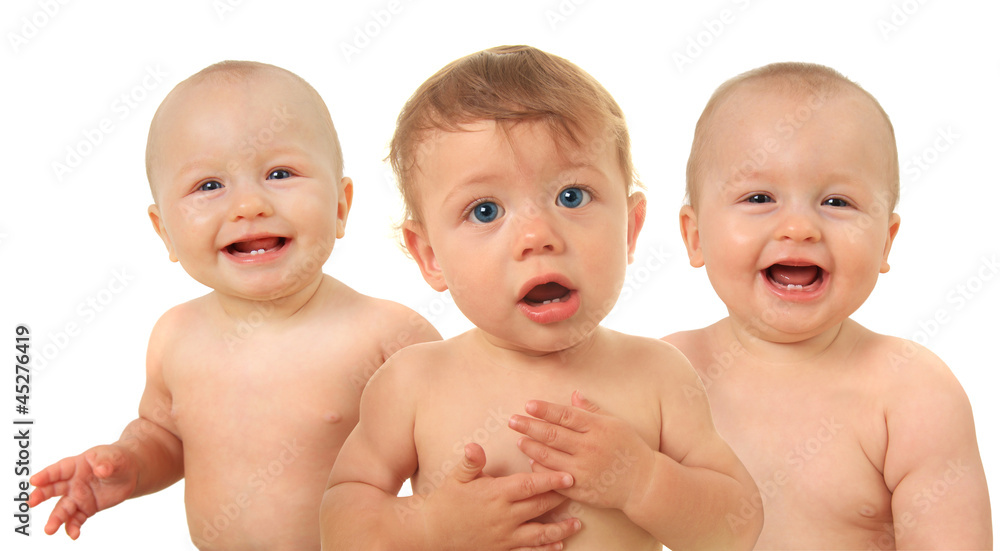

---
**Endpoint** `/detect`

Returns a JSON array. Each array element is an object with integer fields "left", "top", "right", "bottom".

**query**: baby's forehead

[{"left": 415, "top": 119, "right": 614, "bottom": 171}]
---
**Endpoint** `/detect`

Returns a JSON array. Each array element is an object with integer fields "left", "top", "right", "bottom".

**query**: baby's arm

[
  {"left": 511, "top": 344, "right": 762, "bottom": 550},
  {"left": 321, "top": 351, "right": 581, "bottom": 551},
  {"left": 29, "top": 310, "right": 184, "bottom": 539},
  {"left": 882, "top": 344, "right": 991, "bottom": 547}
]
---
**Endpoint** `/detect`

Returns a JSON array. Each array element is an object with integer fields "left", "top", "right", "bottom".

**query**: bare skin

[
  {"left": 667, "top": 318, "right": 991, "bottom": 549},
  {"left": 668, "top": 76, "right": 991, "bottom": 549},
  {"left": 327, "top": 328, "right": 760, "bottom": 550},
  {"left": 323, "top": 120, "right": 762, "bottom": 550},
  {"left": 29, "top": 63, "right": 442, "bottom": 550},
  {"left": 31, "top": 277, "right": 438, "bottom": 550}
]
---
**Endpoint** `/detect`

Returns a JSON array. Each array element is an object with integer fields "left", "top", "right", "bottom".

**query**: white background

[{"left": 3, "top": 0, "right": 997, "bottom": 549}]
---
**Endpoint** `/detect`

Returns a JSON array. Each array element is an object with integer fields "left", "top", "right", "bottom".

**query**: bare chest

[
  {"left": 707, "top": 373, "right": 895, "bottom": 546},
  {"left": 160, "top": 330, "right": 384, "bottom": 545}
]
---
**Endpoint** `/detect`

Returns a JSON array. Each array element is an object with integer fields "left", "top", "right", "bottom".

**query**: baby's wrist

[{"left": 620, "top": 447, "right": 660, "bottom": 517}]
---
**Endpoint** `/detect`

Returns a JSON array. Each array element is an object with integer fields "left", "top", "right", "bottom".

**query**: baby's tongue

[
  {"left": 524, "top": 282, "right": 569, "bottom": 303},
  {"left": 768, "top": 264, "right": 819, "bottom": 286},
  {"left": 232, "top": 237, "right": 280, "bottom": 253}
]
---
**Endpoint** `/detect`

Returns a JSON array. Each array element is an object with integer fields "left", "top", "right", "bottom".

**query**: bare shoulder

[
  {"left": 660, "top": 327, "right": 706, "bottom": 353},
  {"left": 146, "top": 294, "right": 217, "bottom": 356},
  {"left": 362, "top": 337, "right": 456, "bottom": 399},
  {"left": 319, "top": 276, "right": 441, "bottom": 348},
  {"left": 603, "top": 329, "right": 700, "bottom": 387},
  {"left": 853, "top": 324, "right": 965, "bottom": 398}
]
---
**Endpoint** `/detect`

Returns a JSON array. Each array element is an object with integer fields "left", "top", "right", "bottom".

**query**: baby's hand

[
  {"left": 419, "top": 443, "right": 582, "bottom": 551},
  {"left": 28, "top": 444, "right": 139, "bottom": 539},
  {"left": 509, "top": 391, "right": 655, "bottom": 512}
]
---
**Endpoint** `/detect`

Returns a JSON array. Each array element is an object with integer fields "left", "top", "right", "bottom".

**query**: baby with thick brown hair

[{"left": 322, "top": 45, "right": 762, "bottom": 550}]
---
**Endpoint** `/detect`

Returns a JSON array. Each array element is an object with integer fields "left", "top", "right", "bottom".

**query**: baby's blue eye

[
  {"left": 557, "top": 187, "right": 591, "bottom": 208},
  {"left": 199, "top": 180, "right": 223, "bottom": 192},
  {"left": 268, "top": 169, "right": 291, "bottom": 180},
  {"left": 468, "top": 201, "right": 503, "bottom": 224},
  {"left": 746, "top": 194, "right": 773, "bottom": 204},
  {"left": 822, "top": 197, "right": 850, "bottom": 208}
]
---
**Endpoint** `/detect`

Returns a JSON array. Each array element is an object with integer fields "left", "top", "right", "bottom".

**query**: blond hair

[
  {"left": 390, "top": 45, "right": 636, "bottom": 224},
  {"left": 687, "top": 62, "right": 899, "bottom": 211}
]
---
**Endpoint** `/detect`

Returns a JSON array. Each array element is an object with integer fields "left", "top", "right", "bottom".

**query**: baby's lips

[
  {"left": 767, "top": 264, "right": 820, "bottom": 286},
  {"left": 229, "top": 236, "right": 283, "bottom": 254}
]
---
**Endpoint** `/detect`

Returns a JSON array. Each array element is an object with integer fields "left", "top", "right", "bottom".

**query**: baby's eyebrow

[
  {"left": 440, "top": 176, "right": 500, "bottom": 205},
  {"left": 172, "top": 159, "right": 218, "bottom": 182}
]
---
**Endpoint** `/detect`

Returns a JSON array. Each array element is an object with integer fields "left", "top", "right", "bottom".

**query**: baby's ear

[
  {"left": 147, "top": 204, "right": 178, "bottom": 263},
  {"left": 880, "top": 212, "right": 901, "bottom": 273},
  {"left": 336, "top": 177, "right": 353, "bottom": 239},
  {"left": 403, "top": 221, "right": 447, "bottom": 292},
  {"left": 679, "top": 204, "right": 704, "bottom": 268},
  {"left": 626, "top": 191, "right": 647, "bottom": 264}
]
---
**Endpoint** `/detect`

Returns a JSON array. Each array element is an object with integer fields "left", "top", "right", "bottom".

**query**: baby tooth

[
  {"left": 542, "top": 300, "right": 552, "bottom": 305},
  {"left": 249, "top": 250, "right": 257, "bottom": 256},
  {"left": 257, "top": 249, "right": 266, "bottom": 254},
  {"left": 552, "top": 297, "right": 561, "bottom": 303}
]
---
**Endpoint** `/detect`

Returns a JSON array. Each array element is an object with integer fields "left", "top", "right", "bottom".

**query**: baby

[
  {"left": 322, "top": 46, "right": 761, "bottom": 550},
  {"left": 29, "top": 61, "right": 440, "bottom": 550},
  {"left": 665, "top": 62, "right": 991, "bottom": 548}
]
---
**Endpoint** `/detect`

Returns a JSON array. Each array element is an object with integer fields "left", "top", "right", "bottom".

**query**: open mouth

[
  {"left": 763, "top": 263, "right": 824, "bottom": 292},
  {"left": 522, "top": 282, "right": 572, "bottom": 306},
  {"left": 517, "top": 278, "right": 580, "bottom": 324},
  {"left": 225, "top": 236, "right": 287, "bottom": 258}
]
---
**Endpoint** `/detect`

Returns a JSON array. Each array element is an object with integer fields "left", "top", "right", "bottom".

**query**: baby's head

[
  {"left": 680, "top": 62, "right": 901, "bottom": 343},
  {"left": 391, "top": 46, "right": 645, "bottom": 352},
  {"left": 685, "top": 62, "right": 899, "bottom": 213},
  {"left": 146, "top": 61, "right": 351, "bottom": 301}
]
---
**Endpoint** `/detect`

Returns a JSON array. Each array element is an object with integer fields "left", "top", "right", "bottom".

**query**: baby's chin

[
  {"left": 478, "top": 322, "right": 603, "bottom": 359},
  {"left": 726, "top": 305, "right": 847, "bottom": 346}
]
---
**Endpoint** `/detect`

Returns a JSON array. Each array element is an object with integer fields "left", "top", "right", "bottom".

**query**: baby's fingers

[
  {"left": 502, "top": 471, "right": 574, "bottom": 503},
  {"left": 28, "top": 479, "right": 72, "bottom": 507},
  {"left": 43, "top": 495, "right": 79, "bottom": 536},
  {"left": 29, "top": 457, "right": 77, "bottom": 488},
  {"left": 64, "top": 509, "right": 89, "bottom": 540},
  {"left": 517, "top": 437, "right": 572, "bottom": 473},
  {"left": 511, "top": 517, "right": 582, "bottom": 551}
]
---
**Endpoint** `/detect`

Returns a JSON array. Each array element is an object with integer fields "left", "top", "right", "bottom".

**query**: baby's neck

[
  {"left": 471, "top": 325, "right": 604, "bottom": 372},
  {"left": 724, "top": 317, "right": 857, "bottom": 366},
  {"left": 212, "top": 274, "right": 328, "bottom": 325}
]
